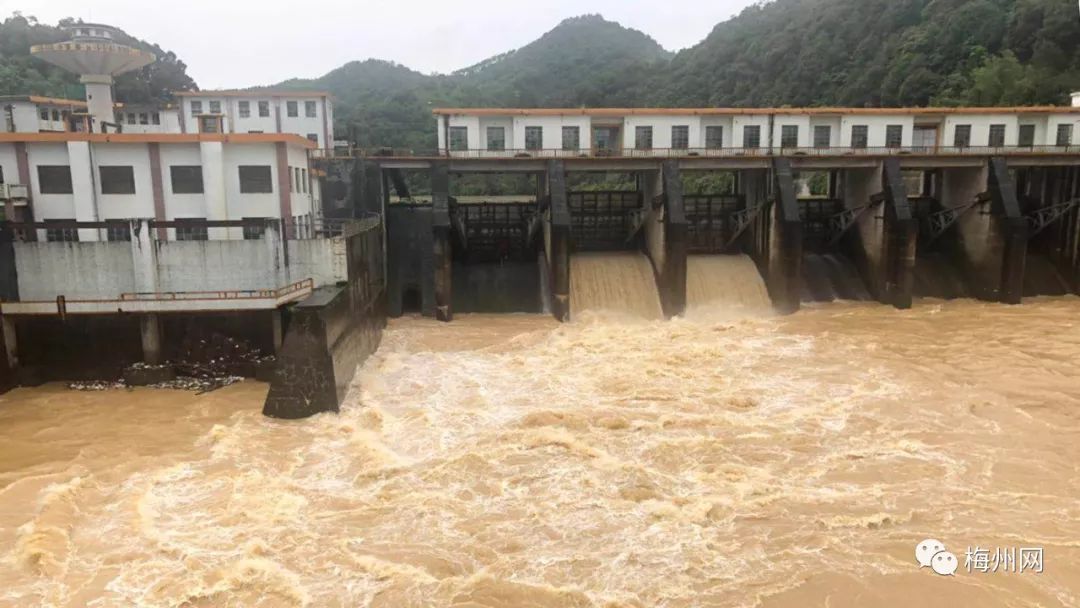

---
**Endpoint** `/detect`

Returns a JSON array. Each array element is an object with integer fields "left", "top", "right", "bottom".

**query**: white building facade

[
  {"left": 435, "top": 107, "right": 1080, "bottom": 156},
  {"left": 176, "top": 91, "right": 335, "bottom": 148},
  {"left": 0, "top": 132, "right": 320, "bottom": 240},
  {"left": 1, "top": 96, "right": 88, "bottom": 133}
]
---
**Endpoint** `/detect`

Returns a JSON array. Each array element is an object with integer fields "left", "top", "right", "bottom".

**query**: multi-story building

[
  {"left": 0, "top": 132, "right": 320, "bottom": 235},
  {"left": 176, "top": 91, "right": 335, "bottom": 148},
  {"left": 434, "top": 107, "right": 1080, "bottom": 157},
  {"left": 1, "top": 96, "right": 88, "bottom": 133}
]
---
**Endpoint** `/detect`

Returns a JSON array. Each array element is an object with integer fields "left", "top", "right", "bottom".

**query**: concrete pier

[
  {"left": 642, "top": 160, "right": 688, "bottom": 318},
  {"left": 431, "top": 162, "right": 453, "bottom": 322},
  {"left": 139, "top": 313, "right": 163, "bottom": 365},
  {"left": 545, "top": 160, "right": 571, "bottom": 321}
]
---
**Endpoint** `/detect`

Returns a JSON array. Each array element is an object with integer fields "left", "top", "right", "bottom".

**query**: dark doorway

[{"left": 401, "top": 286, "right": 422, "bottom": 313}]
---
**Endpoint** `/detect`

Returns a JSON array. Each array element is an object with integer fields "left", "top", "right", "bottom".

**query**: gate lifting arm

[
  {"left": 625, "top": 194, "right": 664, "bottom": 244},
  {"left": 827, "top": 195, "right": 882, "bottom": 247},
  {"left": 449, "top": 197, "right": 467, "bottom": 249},
  {"left": 724, "top": 201, "right": 767, "bottom": 250},
  {"left": 1027, "top": 198, "right": 1079, "bottom": 238},
  {"left": 923, "top": 193, "right": 991, "bottom": 245},
  {"left": 525, "top": 196, "right": 549, "bottom": 247}
]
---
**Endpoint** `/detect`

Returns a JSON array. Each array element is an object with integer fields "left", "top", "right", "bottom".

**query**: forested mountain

[
  {"left": 3, "top": 0, "right": 1078, "bottom": 151},
  {"left": 0, "top": 13, "right": 196, "bottom": 103}
]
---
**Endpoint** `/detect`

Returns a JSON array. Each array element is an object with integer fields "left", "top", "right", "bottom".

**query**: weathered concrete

[
  {"left": 452, "top": 262, "right": 542, "bottom": 313},
  {"left": 642, "top": 160, "right": 688, "bottom": 318},
  {"left": 386, "top": 204, "right": 435, "bottom": 316},
  {"left": 767, "top": 159, "right": 803, "bottom": 314},
  {"left": 880, "top": 159, "right": 918, "bottom": 308},
  {"left": 988, "top": 157, "right": 1027, "bottom": 304},
  {"left": 545, "top": 160, "right": 571, "bottom": 321},
  {"left": 431, "top": 162, "right": 453, "bottom": 322},
  {"left": 139, "top": 313, "right": 163, "bottom": 365}
]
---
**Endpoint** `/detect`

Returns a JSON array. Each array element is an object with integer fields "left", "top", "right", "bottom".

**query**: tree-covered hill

[{"left": 0, "top": 13, "right": 196, "bottom": 103}]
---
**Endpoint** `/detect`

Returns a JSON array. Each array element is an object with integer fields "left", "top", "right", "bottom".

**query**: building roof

[
  {"left": 175, "top": 89, "right": 332, "bottom": 98},
  {"left": 0, "top": 132, "right": 317, "bottom": 149},
  {"left": 432, "top": 106, "right": 1080, "bottom": 116},
  {"left": 0, "top": 95, "right": 87, "bottom": 107}
]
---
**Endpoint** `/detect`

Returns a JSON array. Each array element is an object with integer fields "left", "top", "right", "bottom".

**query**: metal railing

[
  {"left": 119, "top": 279, "right": 314, "bottom": 302},
  {"left": 311, "top": 144, "right": 1080, "bottom": 160}
]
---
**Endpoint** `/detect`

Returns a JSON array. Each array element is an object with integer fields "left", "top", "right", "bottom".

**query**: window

[
  {"left": 743, "top": 125, "right": 761, "bottom": 149},
  {"left": 913, "top": 126, "right": 937, "bottom": 149},
  {"left": 151, "top": 112, "right": 160, "bottom": 125},
  {"left": 449, "top": 126, "right": 468, "bottom": 151},
  {"left": 561, "top": 126, "right": 579, "bottom": 151},
  {"left": 306, "top": 133, "right": 319, "bottom": 144},
  {"left": 40, "top": 108, "right": 49, "bottom": 120},
  {"left": 524, "top": 126, "right": 543, "bottom": 151},
  {"left": 106, "top": 223, "right": 131, "bottom": 242},
  {"left": 127, "top": 112, "right": 136, "bottom": 124},
  {"left": 1056, "top": 124, "right": 1073, "bottom": 147},
  {"left": 301, "top": 168, "right": 308, "bottom": 194},
  {"left": 45, "top": 221, "right": 79, "bottom": 242},
  {"left": 813, "top": 125, "right": 831, "bottom": 148},
  {"left": 190, "top": 101, "right": 202, "bottom": 116},
  {"left": 780, "top": 125, "right": 799, "bottom": 149},
  {"left": 851, "top": 125, "right": 869, "bottom": 149},
  {"left": 37, "top": 165, "right": 73, "bottom": 194},
  {"left": 635, "top": 126, "right": 653, "bottom": 150},
  {"left": 199, "top": 116, "right": 220, "bottom": 134},
  {"left": 258, "top": 101, "right": 270, "bottom": 117},
  {"left": 671, "top": 125, "right": 689, "bottom": 150},
  {"left": 175, "top": 219, "right": 208, "bottom": 241},
  {"left": 486, "top": 126, "right": 505, "bottom": 151},
  {"left": 243, "top": 218, "right": 266, "bottom": 240},
  {"left": 286, "top": 101, "right": 298, "bottom": 117},
  {"left": 170, "top": 166, "right": 204, "bottom": 194},
  {"left": 292, "top": 167, "right": 300, "bottom": 193},
  {"left": 1018, "top": 124, "right": 1036, "bottom": 147},
  {"left": 238, "top": 165, "right": 273, "bottom": 193},
  {"left": 238, "top": 101, "right": 250, "bottom": 118},
  {"left": 305, "top": 101, "right": 317, "bottom": 118},
  {"left": 139, "top": 113, "right": 149, "bottom": 125},
  {"left": 100, "top": 166, "right": 136, "bottom": 194},
  {"left": 209, "top": 101, "right": 221, "bottom": 114},
  {"left": 705, "top": 126, "right": 723, "bottom": 149},
  {"left": 886, "top": 125, "right": 903, "bottom": 148},
  {"left": 0, "top": 166, "right": 4, "bottom": 183},
  {"left": 988, "top": 124, "right": 1006, "bottom": 147},
  {"left": 52, "top": 110, "right": 60, "bottom": 121},
  {"left": 954, "top": 124, "right": 972, "bottom": 148}
]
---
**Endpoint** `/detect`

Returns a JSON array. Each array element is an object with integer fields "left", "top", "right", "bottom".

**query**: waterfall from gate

[{"left": 570, "top": 253, "right": 664, "bottom": 320}]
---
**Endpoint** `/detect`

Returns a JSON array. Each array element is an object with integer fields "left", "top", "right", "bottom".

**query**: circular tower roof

[{"left": 30, "top": 23, "right": 155, "bottom": 77}]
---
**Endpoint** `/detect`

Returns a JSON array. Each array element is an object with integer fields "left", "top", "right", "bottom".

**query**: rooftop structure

[{"left": 30, "top": 23, "right": 156, "bottom": 133}]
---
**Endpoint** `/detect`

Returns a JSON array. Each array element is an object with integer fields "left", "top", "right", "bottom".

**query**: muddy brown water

[{"left": 2, "top": 256, "right": 1079, "bottom": 606}]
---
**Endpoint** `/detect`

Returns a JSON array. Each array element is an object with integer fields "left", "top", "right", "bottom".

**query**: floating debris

[{"left": 68, "top": 380, "right": 126, "bottom": 391}]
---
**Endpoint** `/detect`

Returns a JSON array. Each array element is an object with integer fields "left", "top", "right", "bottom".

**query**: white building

[
  {"left": 176, "top": 90, "right": 335, "bottom": 148},
  {"left": 1, "top": 96, "right": 88, "bottom": 133},
  {"left": 0, "top": 132, "right": 320, "bottom": 239},
  {"left": 434, "top": 107, "right": 1080, "bottom": 156}
]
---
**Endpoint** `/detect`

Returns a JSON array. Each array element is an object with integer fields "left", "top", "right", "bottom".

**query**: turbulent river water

[{"left": 2, "top": 256, "right": 1080, "bottom": 607}]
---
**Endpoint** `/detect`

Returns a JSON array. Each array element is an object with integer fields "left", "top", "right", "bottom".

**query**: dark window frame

[
  {"left": 988, "top": 124, "right": 1006, "bottom": 147},
  {"left": 99, "top": 166, "right": 136, "bottom": 195},
  {"left": 209, "top": 100, "right": 221, "bottom": 114},
  {"left": 304, "top": 101, "right": 317, "bottom": 118},
  {"left": 813, "top": 125, "right": 831, "bottom": 149},
  {"left": 258, "top": 101, "right": 270, "bottom": 117},
  {"left": 190, "top": 100, "right": 202, "bottom": 116},
  {"left": 635, "top": 126, "right": 654, "bottom": 150},
  {"left": 524, "top": 126, "right": 543, "bottom": 151},
  {"left": 743, "top": 125, "right": 761, "bottom": 149},
  {"left": 671, "top": 125, "right": 690, "bottom": 150},
  {"left": 1018, "top": 124, "right": 1036, "bottom": 147},
  {"left": 170, "top": 165, "right": 204, "bottom": 194},
  {"left": 885, "top": 125, "right": 904, "bottom": 149},
  {"left": 175, "top": 219, "right": 209, "bottom": 241},
  {"left": 449, "top": 126, "right": 468, "bottom": 151},
  {"left": 238, "top": 165, "right": 274, "bottom": 194},
  {"left": 851, "top": 125, "right": 869, "bottom": 149},
  {"left": 780, "top": 125, "right": 799, "bottom": 149},
  {"left": 44, "top": 220, "right": 79, "bottom": 242},
  {"left": 238, "top": 101, "right": 250, "bottom": 118},
  {"left": 954, "top": 124, "right": 972, "bottom": 148},
  {"left": 37, "top": 165, "right": 74, "bottom": 194},
  {"left": 106, "top": 223, "right": 131, "bottom": 242},
  {"left": 286, "top": 101, "right": 298, "bottom": 117},
  {"left": 486, "top": 126, "right": 506, "bottom": 151},
  {"left": 561, "top": 126, "right": 580, "bottom": 151},
  {"left": 243, "top": 217, "right": 267, "bottom": 240},
  {"left": 705, "top": 125, "right": 723, "bottom": 150},
  {"left": 1056, "top": 124, "right": 1073, "bottom": 147}
]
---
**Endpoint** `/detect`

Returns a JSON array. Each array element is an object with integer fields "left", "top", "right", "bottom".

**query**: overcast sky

[{"left": 1, "top": 0, "right": 759, "bottom": 88}]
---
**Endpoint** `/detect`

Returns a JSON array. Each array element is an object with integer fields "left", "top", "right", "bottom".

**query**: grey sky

[{"left": 1, "top": 0, "right": 759, "bottom": 89}]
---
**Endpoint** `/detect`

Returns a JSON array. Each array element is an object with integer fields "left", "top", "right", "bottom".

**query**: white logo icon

[
  {"left": 932, "top": 551, "right": 959, "bottom": 576},
  {"left": 916, "top": 538, "right": 945, "bottom": 568}
]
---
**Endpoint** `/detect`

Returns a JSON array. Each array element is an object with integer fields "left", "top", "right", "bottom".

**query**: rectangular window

[
  {"left": 243, "top": 218, "right": 266, "bottom": 240},
  {"left": 170, "top": 166, "right": 204, "bottom": 194},
  {"left": 238, "top": 101, "right": 250, "bottom": 118},
  {"left": 301, "top": 168, "right": 308, "bottom": 194},
  {"left": 886, "top": 125, "right": 903, "bottom": 148},
  {"left": 305, "top": 101, "right": 317, "bottom": 118},
  {"left": 151, "top": 112, "right": 160, "bottom": 125},
  {"left": 813, "top": 125, "right": 831, "bottom": 148},
  {"left": 780, "top": 125, "right": 799, "bottom": 149},
  {"left": 45, "top": 220, "right": 79, "bottom": 242},
  {"left": 190, "top": 101, "right": 202, "bottom": 116},
  {"left": 671, "top": 125, "right": 690, "bottom": 150},
  {"left": 743, "top": 125, "right": 761, "bottom": 149},
  {"left": 306, "top": 133, "right": 318, "bottom": 144},
  {"left": 139, "top": 113, "right": 149, "bottom": 125},
  {"left": 37, "top": 165, "right": 73, "bottom": 194},
  {"left": 851, "top": 125, "right": 869, "bottom": 149},
  {"left": 175, "top": 219, "right": 208, "bottom": 241},
  {"left": 127, "top": 112, "right": 136, "bottom": 124},
  {"left": 954, "top": 124, "right": 972, "bottom": 148},
  {"left": 1018, "top": 124, "right": 1036, "bottom": 147},
  {"left": 1056, "top": 124, "right": 1073, "bottom": 147},
  {"left": 524, "top": 126, "right": 543, "bottom": 151},
  {"left": 106, "top": 223, "right": 131, "bottom": 242},
  {"left": 238, "top": 165, "right": 273, "bottom": 193},
  {"left": 40, "top": 108, "right": 49, "bottom": 120},
  {"left": 209, "top": 101, "right": 221, "bottom": 114},
  {"left": 0, "top": 166, "right": 4, "bottom": 183},
  {"left": 258, "top": 101, "right": 270, "bottom": 117},
  {"left": 561, "top": 126, "right": 580, "bottom": 150},
  {"left": 199, "top": 116, "right": 220, "bottom": 134},
  {"left": 286, "top": 101, "right": 298, "bottom": 117},
  {"left": 100, "top": 166, "right": 136, "bottom": 195},
  {"left": 988, "top": 124, "right": 1006, "bottom": 147},
  {"left": 294, "top": 167, "right": 301, "bottom": 193},
  {"left": 449, "top": 126, "right": 468, "bottom": 151},
  {"left": 52, "top": 109, "right": 60, "bottom": 121},
  {"left": 486, "top": 126, "right": 505, "bottom": 151},
  {"left": 635, "top": 126, "right": 653, "bottom": 150},
  {"left": 705, "top": 126, "right": 723, "bottom": 149}
]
